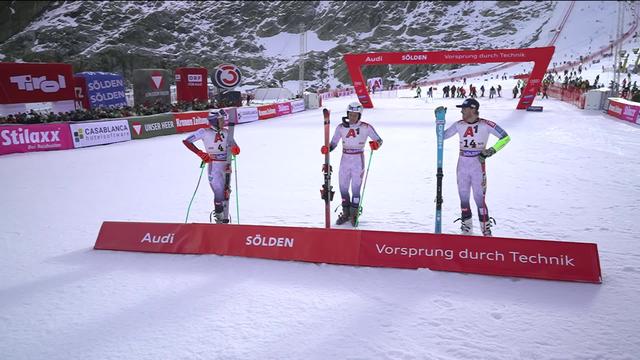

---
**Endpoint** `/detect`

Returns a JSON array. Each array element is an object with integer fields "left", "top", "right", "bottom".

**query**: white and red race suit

[{"left": 328, "top": 120, "right": 383, "bottom": 209}]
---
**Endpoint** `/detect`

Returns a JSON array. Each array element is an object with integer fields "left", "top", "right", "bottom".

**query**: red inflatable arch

[{"left": 343, "top": 46, "right": 555, "bottom": 110}]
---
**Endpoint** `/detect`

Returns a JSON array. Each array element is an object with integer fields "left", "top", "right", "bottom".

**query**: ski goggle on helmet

[
  {"left": 207, "top": 109, "right": 228, "bottom": 127},
  {"left": 347, "top": 102, "right": 363, "bottom": 114}
]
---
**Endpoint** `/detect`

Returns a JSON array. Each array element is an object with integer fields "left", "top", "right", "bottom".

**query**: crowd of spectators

[{"left": 0, "top": 99, "right": 220, "bottom": 125}]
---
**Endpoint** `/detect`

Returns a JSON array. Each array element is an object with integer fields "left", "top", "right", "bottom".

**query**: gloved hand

[
  {"left": 321, "top": 145, "right": 329, "bottom": 154},
  {"left": 197, "top": 151, "right": 213, "bottom": 163},
  {"left": 434, "top": 106, "right": 447, "bottom": 120},
  {"left": 480, "top": 147, "right": 496, "bottom": 159},
  {"left": 369, "top": 141, "right": 380, "bottom": 150},
  {"left": 231, "top": 145, "right": 240, "bottom": 155}
]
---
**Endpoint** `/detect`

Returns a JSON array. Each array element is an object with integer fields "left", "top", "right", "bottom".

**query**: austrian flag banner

[{"left": 95, "top": 222, "right": 602, "bottom": 283}]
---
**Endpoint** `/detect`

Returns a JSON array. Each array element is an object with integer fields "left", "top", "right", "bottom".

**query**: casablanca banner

[
  {"left": 343, "top": 47, "right": 555, "bottom": 110},
  {"left": 95, "top": 221, "right": 601, "bottom": 283}
]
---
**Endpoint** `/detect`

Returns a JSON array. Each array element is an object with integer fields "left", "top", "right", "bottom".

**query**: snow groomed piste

[{"left": 94, "top": 221, "right": 601, "bottom": 283}]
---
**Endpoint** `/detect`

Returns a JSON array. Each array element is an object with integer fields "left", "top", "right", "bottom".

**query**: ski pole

[
  {"left": 355, "top": 149, "right": 374, "bottom": 228},
  {"left": 233, "top": 154, "right": 240, "bottom": 224},
  {"left": 185, "top": 161, "right": 206, "bottom": 223}
]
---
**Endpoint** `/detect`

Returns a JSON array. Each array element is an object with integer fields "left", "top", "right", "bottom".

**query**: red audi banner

[
  {"left": 0, "top": 62, "right": 75, "bottom": 104},
  {"left": 175, "top": 67, "right": 208, "bottom": 103},
  {"left": 343, "top": 47, "right": 554, "bottom": 110},
  {"left": 257, "top": 104, "right": 277, "bottom": 120},
  {"left": 95, "top": 221, "right": 602, "bottom": 283}
]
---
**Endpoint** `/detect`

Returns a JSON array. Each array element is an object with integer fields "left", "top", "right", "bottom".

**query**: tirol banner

[
  {"left": 175, "top": 67, "right": 208, "bottom": 103},
  {"left": 70, "top": 119, "right": 131, "bottom": 148},
  {"left": 0, "top": 123, "right": 74, "bottom": 156},
  {"left": 128, "top": 113, "right": 176, "bottom": 140},
  {"left": 0, "top": 62, "right": 75, "bottom": 104},
  {"left": 133, "top": 69, "right": 171, "bottom": 107},
  {"left": 343, "top": 47, "right": 555, "bottom": 110},
  {"left": 95, "top": 222, "right": 602, "bottom": 283},
  {"left": 75, "top": 72, "right": 127, "bottom": 109},
  {"left": 174, "top": 111, "right": 210, "bottom": 134}
]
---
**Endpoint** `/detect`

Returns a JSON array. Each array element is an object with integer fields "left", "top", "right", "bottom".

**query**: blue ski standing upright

[{"left": 434, "top": 106, "right": 447, "bottom": 233}]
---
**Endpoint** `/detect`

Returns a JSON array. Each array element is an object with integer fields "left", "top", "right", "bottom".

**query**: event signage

[
  {"left": 70, "top": 119, "right": 131, "bottom": 148},
  {"left": 133, "top": 69, "right": 171, "bottom": 106},
  {"left": 128, "top": 113, "right": 176, "bottom": 140},
  {"left": 236, "top": 106, "right": 259, "bottom": 124},
  {"left": 291, "top": 99, "right": 305, "bottom": 113},
  {"left": 75, "top": 72, "right": 127, "bottom": 109},
  {"left": 275, "top": 102, "right": 292, "bottom": 116},
  {"left": 95, "top": 221, "right": 602, "bottom": 283},
  {"left": 0, "top": 62, "right": 75, "bottom": 104},
  {"left": 212, "top": 64, "right": 242, "bottom": 89},
  {"left": 0, "top": 123, "right": 74, "bottom": 155},
  {"left": 73, "top": 76, "right": 90, "bottom": 110},
  {"left": 174, "top": 111, "right": 210, "bottom": 133},
  {"left": 607, "top": 98, "right": 640, "bottom": 124},
  {"left": 175, "top": 67, "right": 208, "bottom": 102},
  {"left": 257, "top": 104, "right": 277, "bottom": 120},
  {"left": 344, "top": 47, "right": 554, "bottom": 110}
]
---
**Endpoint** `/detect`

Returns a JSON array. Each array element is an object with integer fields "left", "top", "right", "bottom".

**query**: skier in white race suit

[
  {"left": 182, "top": 109, "right": 240, "bottom": 223},
  {"left": 441, "top": 98, "right": 510, "bottom": 236},
  {"left": 321, "top": 102, "right": 383, "bottom": 226}
]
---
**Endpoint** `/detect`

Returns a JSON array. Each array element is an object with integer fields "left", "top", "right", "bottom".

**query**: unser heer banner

[
  {"left": 0, "top": 62, "right": 75, "bottom": 104},
  {"left": 133, "top": 69, "right": 171, "bottom": 107},
  {"left": 0, "top": 123, "right": 74, "bottom": 156},
  {"left": 95, "top": 222, "right": 602, "bottom": 283},
  {"left": 257, "top": 104, "right": 277, "bottom": 120},
  {"left": 291, "top": 99, "right": 305, "bottom": 113},
  {"left": 128, "top": 113, "right": 176, "bottom": 140},
  {"left": 70, "top": 119, "right": 131, "bottom": 148}
]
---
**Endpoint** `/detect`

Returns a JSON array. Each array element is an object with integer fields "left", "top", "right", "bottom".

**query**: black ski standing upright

[
  {"left": 321, "top": 108, "right": 334, "bottom": 228},
  {"left": 222, "top": 118, "right": 236, "bottom": 224}
]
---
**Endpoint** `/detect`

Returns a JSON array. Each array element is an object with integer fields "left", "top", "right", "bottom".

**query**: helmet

[
  {"left": 347, "top": 102, "right": 363, "bottom": 114},
  {"left": 207, "top": 109, "right": 227, "bottom": 128}
]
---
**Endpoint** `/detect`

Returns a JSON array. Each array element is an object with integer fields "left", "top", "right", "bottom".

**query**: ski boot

[
  {"left": 480, "top": 217, "right": 496, "bottom": 237},
  {"left": 454, "top": 217, "right": 473, "bottom": 235},
  {"left": 336, "top": 205, "right": 351, "bottom": 225},
  {"left": 349, "top": 205, "right": 360, "bottom": 226},
  {"left": 210, "top": 211, "right": 224, "bottom": 224}
]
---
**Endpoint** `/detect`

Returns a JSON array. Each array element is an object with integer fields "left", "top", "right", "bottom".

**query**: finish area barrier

[
  {"left": 95, "top": 222, "right": 601, "bottom": 283},
  {"left": 343, "top": 47, "right": 555, "bottom": 110}
]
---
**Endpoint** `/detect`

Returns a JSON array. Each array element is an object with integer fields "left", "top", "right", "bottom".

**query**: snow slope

[{"left": 1, "top": 91, "right": 640, "bottom": 359}]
